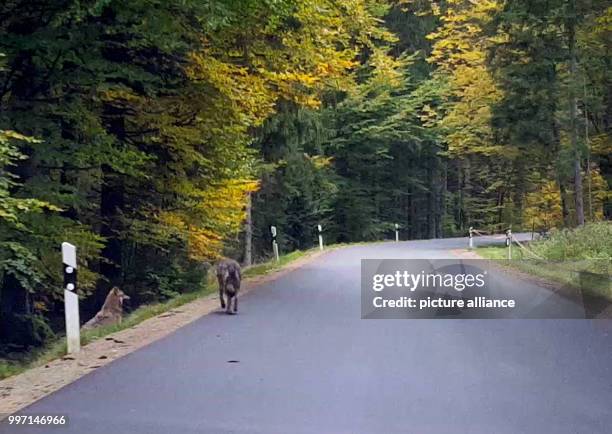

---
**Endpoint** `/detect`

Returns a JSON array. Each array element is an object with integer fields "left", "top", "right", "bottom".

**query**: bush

[
  {"left": 0, "top": 313, "right": 55, "bottom": 354},
  {"left": 532, "top": 222, "right": 612, "bottom": 260}
]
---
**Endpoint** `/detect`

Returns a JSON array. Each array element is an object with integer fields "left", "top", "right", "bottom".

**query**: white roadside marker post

[
  {"left": 395, "top": 223, "right": 399, "bottom": 242},
  {"left": 62, "top": 242, "right": 80, "bottom": 354},
  {"left": 271, "top": 226, "right": 279, "bottom": 262},
  {"left": 469, "top": 226, "right": 474, "bottom": 249},
  {"left": 318, "top": 224, "right": 324, "bottom": 250},
  {"left": 506, "top": 229, "right": 512, "bottom": 260}
]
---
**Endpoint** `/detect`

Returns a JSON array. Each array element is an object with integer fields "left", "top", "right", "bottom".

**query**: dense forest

[{"left": 1, "top": 0, "right": 610, "bottom": 352}]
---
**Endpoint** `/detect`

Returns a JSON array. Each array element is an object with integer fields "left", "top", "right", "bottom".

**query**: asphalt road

[{"left": 3, "top": 235, "right": 612, "bottom": 434}]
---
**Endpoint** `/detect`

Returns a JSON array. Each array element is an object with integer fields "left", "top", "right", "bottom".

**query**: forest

[{"left": 1, "top": 0, "right": 610, "bottom": 353}]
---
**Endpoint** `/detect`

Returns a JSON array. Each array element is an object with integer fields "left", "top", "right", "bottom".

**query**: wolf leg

[
  {"left": 217, "top": 274, "right": 227, "bottom": 309},
  {"left": 218, "top": 283, "right": 226, "bottom": 309},
  {"left": 233, "top": 295, "right": 238, "bottom": 313}
]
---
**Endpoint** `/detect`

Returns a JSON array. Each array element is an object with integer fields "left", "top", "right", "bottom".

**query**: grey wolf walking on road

[
  {"left": 82, "top": 287, "right": 130, "bottom": 329},
  {"left": 216, "top": 258, "right": 242, "bottom": 314}
]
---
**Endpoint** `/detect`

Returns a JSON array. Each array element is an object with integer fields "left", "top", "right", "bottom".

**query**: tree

[
  {"left": 490, "top": 0, "right": 610, "bottom": 227},
  {"left": 0, "top": 0, "right": 397, "bottom": 350}
]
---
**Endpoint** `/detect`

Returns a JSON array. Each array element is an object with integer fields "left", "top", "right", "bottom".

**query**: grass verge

[
  {"left": 476, "top": 245, "right": 611, "bottom": 301},
  {"left": 243, "top": 249, "right": 309, "bottom": 278},
  {"left": 0, "top": 247, "right": 324, "bottom": 380},
  {"left": 0, "top": 287, "right": 212, "bottom": 381}
]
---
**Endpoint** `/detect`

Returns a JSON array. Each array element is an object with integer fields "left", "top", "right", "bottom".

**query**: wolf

[
  {"left": 82, "top": 287, "right": 130, "bottom": 330},
  {"left": 216, "top": 258, "right": 241, "bottom": 314}
]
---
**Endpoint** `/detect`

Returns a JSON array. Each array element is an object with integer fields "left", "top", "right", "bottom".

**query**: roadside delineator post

[
  {"left": 468, "top": 226, "right": 474, "bottom": 249},
  {"left": 395, "top": 223, "right": 399, "bottom": 242},
  {"left": 317, "top": 224, "right": 324, "bottom": 250},
  {"left": 271, "top": 226, "right": 279, "bottom": 262},
  {"left": 62, "top": 242, "right": 80, "bottom": 354},
  {"left": 506, "top": 229, "right": 512, "bottom": 260}
]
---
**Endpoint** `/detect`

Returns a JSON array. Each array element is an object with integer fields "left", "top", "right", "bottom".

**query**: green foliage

[
  {"left": 479, "top": 223, "right": 612, "bottom": 262},
  {"left": 532, "top": 222, "right": 612, "bottom": 260},
  {"left": 326, "top": 51, "right": 440, "bottom": 241},
  {"left": 252, "top": 105, "right": 338, "bottom": 256},
  {"left": 0, "top": 131, "right": 56, "bottom": 228}
]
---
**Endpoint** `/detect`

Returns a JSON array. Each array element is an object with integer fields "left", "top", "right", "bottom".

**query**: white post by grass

[
  {"left": 506, "top": 229, "right": 512, "bottom": 260},
  {"left": 395, "top": 223, "right": 399, "bottom": 242},
  {"left": 62, "top": 242, "right": 80, "bottom": 354},
  {"left": 468, "top": 226, "right": 474, "bottom": 249},
  {"left": 270, "top": 226, "right": 279, "bottom": 262},
  {"left": 317, "top": 224, "right": 323, "bottom": 250}
]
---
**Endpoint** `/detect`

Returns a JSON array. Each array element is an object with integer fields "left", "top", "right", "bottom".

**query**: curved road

[{"left": 3, "top": 236, "right": 612, "bottom": 433}]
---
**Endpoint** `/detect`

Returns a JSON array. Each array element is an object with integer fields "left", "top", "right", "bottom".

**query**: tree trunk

[
  {"left": 427, "top": 162, "right": 435, "bottom": 239},
  {"left": 557, "top": 175, "right": 570, "bottom": 227},
  {"left": 408, "top": 184, "right": 416, "bottom": 239},
  {"left": 461, "top": 159, "right": 471, "bottom": 231},
  {"left": 497, "top": 189, "right": 505, "bottom": 226},
  {"left": 568, "top": 3, "right": 585, "bottom": 226},
  {"left": 437, "top": 158, "right": 447, "bottom": 238},
  {"left": 584, "top": 78, "right": 593, "bottom": 221},
  {"left": 244, "top": 192, "right": 253, "bottom": 266}
]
